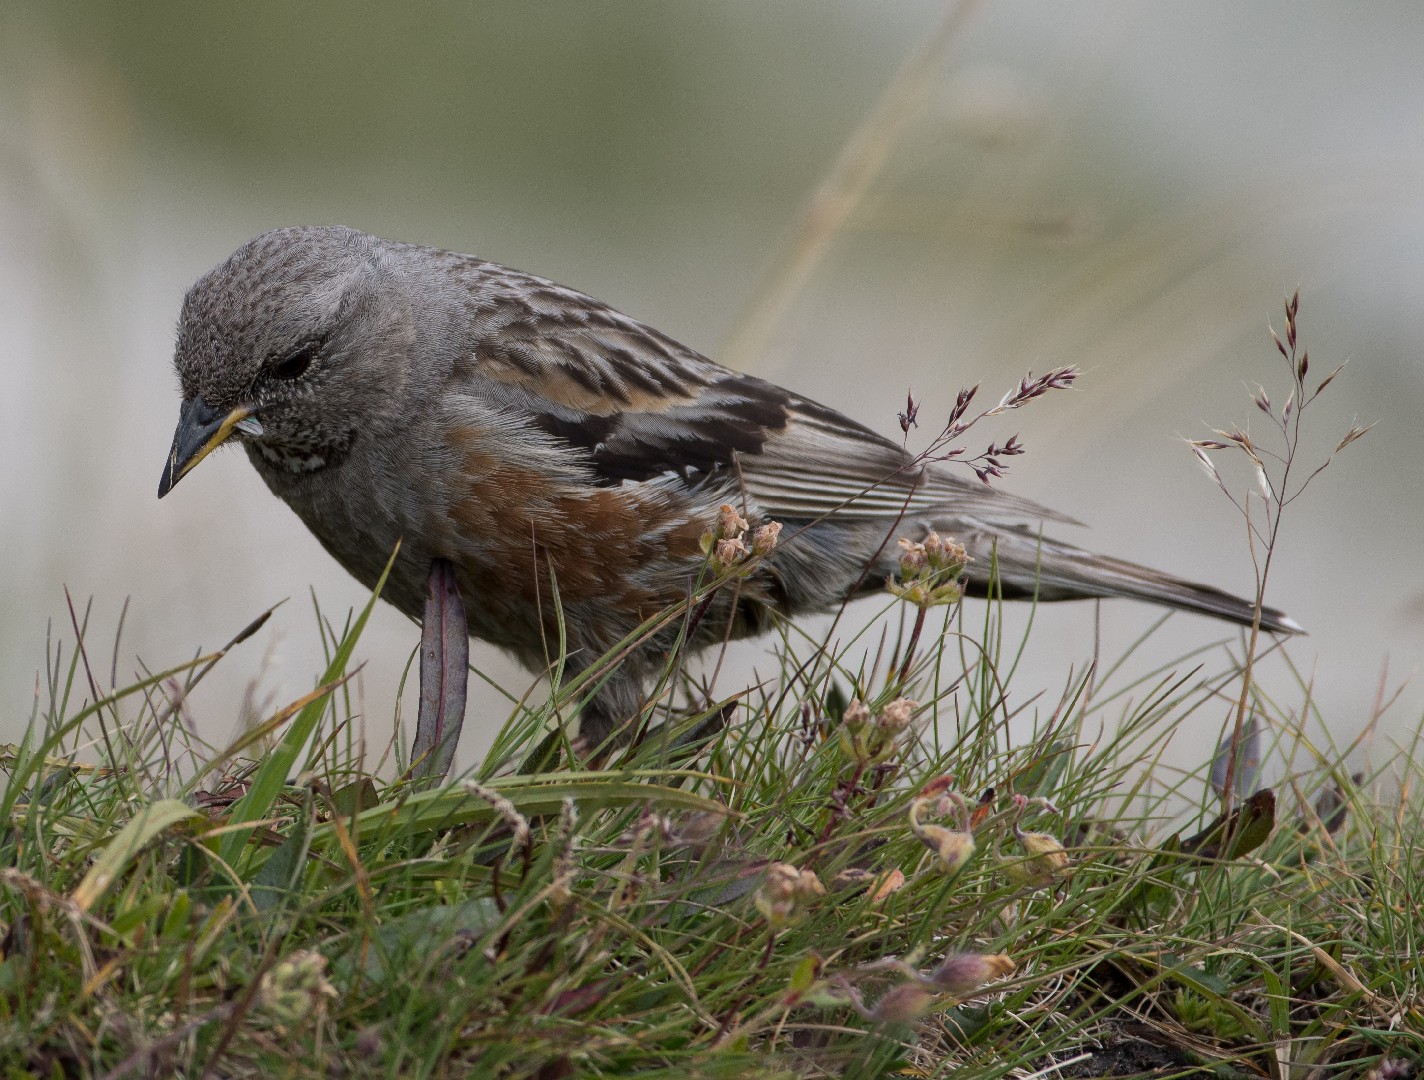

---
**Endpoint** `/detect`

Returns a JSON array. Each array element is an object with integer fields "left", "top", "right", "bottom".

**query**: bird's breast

[
  {"left": 249, "top": 427, "right": 724, "bottom": 652},
  {"left": 433, "top": 454, "right": 712, "bottom": 614}
]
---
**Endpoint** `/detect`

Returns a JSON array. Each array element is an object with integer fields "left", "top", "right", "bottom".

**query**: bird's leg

[
  {"left": 572, "top": 670, "right": 650, "bottom": 758},
  {"left": 410, "top": 557, "right": 468, "bottom": 783},
  {"left": 514, "top": 663, "right": 630, "bottom": 774}
]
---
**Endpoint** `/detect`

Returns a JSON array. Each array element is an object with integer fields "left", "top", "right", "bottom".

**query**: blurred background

[{"left": 3, "top": 0, "right": 1421, "bottom": 775}]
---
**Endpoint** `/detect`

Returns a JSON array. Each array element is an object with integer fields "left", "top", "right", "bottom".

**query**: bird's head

[{"left": 158, "top": 225, "right": 415, "bottom": 497}]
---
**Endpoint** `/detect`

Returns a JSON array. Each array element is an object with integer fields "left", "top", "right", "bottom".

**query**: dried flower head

[
  {"left": 841, "top": 698, "right": 872, "bottom": 734},
  {"left": 717, "top": 503, "right": 749, "bottom": 539},
  {"left": 915, "top": 823, "right": 976, "bottom": 875},
  {"left": 754, "top": 863, "right": 825, "bottom": 929},
  {"left": 713, "top": 536, "right": 749, "bottom": 571},
  {"left": 838, "top": 697, "right": 918, "bottom": 767},
  {"left": 922, "top": 532, "right": 968, "bottom": 571},
  {"left": 751, "top": 520, "right": 782, "bottom": 555},
  {"left": 1003, "top": 827, "right": 1069, "bottom": 889},
  {"left": 877, "top": 697, "right": 916, "bottom": 736},
  {"left": 869, "top": 983, "right": 938, "bottom": 1023},
  {"left": 830, "top": 866, "right": 906, "bottom": 902},
  {"left": 1365, "top": 1059, "right": 1415, "bottom": 1080},
  {"left": 928, "top": 952, "right": 1016, "bottom": 998},
  {"left": 354, "top": 1026, "right": 383, "bottom": 1057},
  {"left": 887, "top": 533, "right": 969, "bottom": 608},
  {"left": 700, "top": 504, "right": 765, "bottom": 572},
  {"left": 898, "top": 390, "right": 920, "bottom": 434},
  {"left": 897, "top": 537, "right": 929, "bottom": 577},
  {"left": 259, "top": 950, "right": 337, "bottom": 1027},
  {"left": 908, "top": 782, "right": 976, "bottom": 875},
  {"left": 989, "top": 366, "right": 1079, "bottom": 413}
]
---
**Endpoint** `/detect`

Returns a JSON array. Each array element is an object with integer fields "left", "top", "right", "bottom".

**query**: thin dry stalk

[
  {"left": 721, "top": 0, "right": 982, "bottom": 375},
  {"left": 1193, "top": 292, "right": 1369, "bottom": 810}
]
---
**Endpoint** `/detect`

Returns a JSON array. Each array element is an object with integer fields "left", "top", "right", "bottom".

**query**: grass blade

[
  {"left": 70, "top": 798, "right": 200, "bottom": 913},
  {"left": 218, "top": 546, "right": 397, "bottom": 870}
]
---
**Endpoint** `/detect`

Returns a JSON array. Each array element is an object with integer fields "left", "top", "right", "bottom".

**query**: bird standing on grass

[{"left": 158, "top": 226, "right": 1300, "bottom": 749}]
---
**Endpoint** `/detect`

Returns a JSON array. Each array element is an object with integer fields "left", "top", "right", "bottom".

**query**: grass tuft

[{"left": 2, "top": 572, "right": 1420, "bottom": 1078}]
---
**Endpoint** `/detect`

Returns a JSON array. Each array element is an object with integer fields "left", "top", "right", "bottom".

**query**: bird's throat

[{"left": 248, "top": 429, "right": 356, "bottom": 476}]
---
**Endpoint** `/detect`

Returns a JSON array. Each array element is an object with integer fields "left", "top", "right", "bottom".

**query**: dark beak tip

[{"left": 158, "top": 393, "right": 227, "bottom": 501}]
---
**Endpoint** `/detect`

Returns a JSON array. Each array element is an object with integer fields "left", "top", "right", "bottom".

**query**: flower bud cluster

[
  {"left": 754, "top": 862, "right": 825, "bottom": 929},
  {"left": 700, "top": 504, "right": 781, "bottom": 573},
  {"left": 838, "top": 696, "right": 918, "bottom": 767},
  {"left": 258, "top": 949, "right": 337, "bottom": 1027},
  {"left": 887, "top": 532, "right": 970, "bottom": 608}
]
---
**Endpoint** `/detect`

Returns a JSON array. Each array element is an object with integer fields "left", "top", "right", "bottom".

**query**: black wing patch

[{"left": 530, "top": 372, "right": 793, "bottom": 485}]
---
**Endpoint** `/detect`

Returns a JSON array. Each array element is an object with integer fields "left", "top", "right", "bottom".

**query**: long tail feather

[{"left": 944, "top": 524, "right": 1304, "bottom": 635}]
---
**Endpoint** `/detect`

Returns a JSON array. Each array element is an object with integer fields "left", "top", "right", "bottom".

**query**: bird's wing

[{"left": 458, "top": 266, "right": 1075, "bottom": 527}]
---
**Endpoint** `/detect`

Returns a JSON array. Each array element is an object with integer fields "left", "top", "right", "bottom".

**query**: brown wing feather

[{"left": 456, "top": 262, "right": 1075, "bottom": 526}]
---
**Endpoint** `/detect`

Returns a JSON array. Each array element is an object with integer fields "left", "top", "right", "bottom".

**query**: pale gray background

[{"left": 3, "top": 2, "right": 1419, "bottom": 773}]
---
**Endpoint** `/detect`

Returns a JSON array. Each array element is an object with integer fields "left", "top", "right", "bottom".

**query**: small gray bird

[{"left": 159, "top": 226, "right": 1300, "bottom": 746}]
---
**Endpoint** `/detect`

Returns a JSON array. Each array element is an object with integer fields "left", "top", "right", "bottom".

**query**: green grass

[{"left": 2, "top": 577, "right": 1420, "bottom": 1079}]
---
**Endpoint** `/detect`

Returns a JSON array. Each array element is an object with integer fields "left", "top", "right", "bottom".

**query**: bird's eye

[{"left": 270, "top": 342, "right": 319, "bottom": 381}]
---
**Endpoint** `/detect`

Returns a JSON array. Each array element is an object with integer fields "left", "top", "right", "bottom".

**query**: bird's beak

[{"left": 157, "top": 396, "right": 261, "bottom": 498}]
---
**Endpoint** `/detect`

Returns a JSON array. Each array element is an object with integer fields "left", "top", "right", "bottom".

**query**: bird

[{"left": 158, "top": 225, "right": 1301, "bottom": 748}]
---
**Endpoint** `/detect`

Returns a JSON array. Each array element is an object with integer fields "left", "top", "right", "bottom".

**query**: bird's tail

[{"left": 916, "top": 523, "right": 1304, "bottom": 636}]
